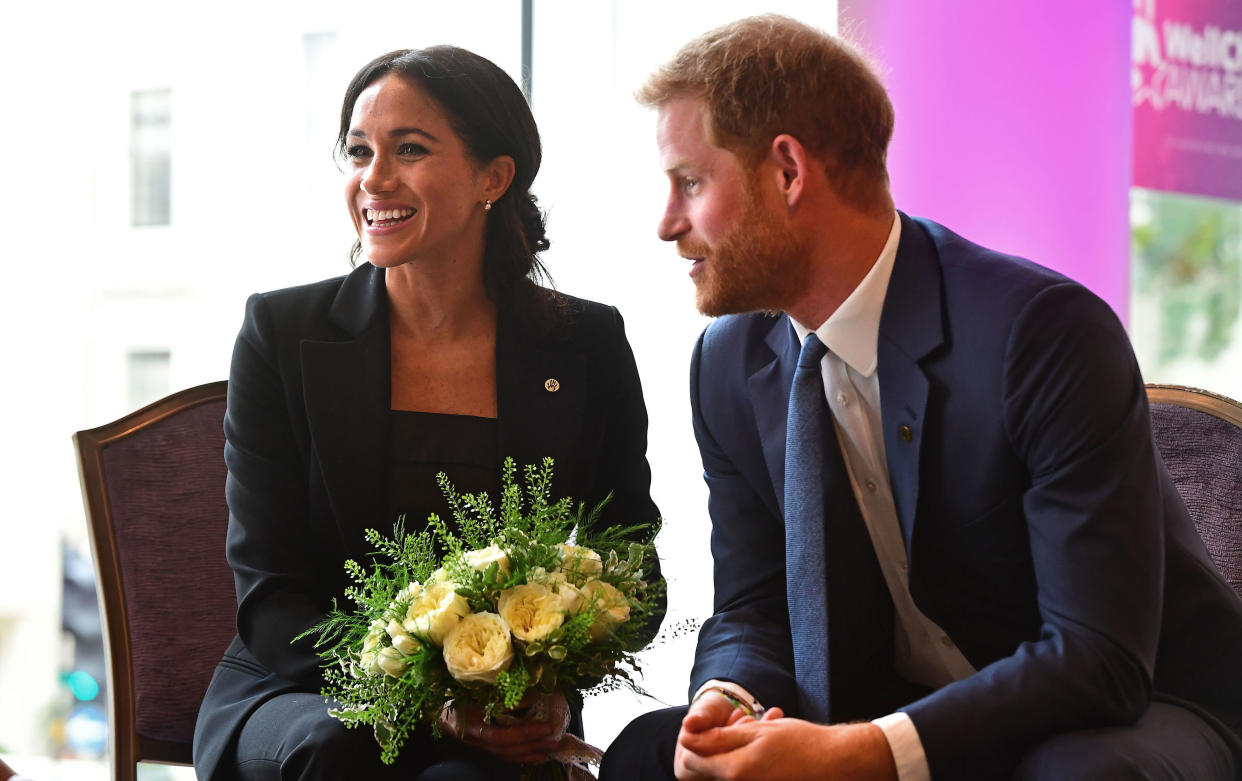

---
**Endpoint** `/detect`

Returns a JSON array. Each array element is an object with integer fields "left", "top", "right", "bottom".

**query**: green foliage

[
  {"left": 296, "top": 457, "right": 662, "bottom": 766},
  {"left": 1132, "top": 189, "right": 1242, "bottom": 366},
  {"left": 493, "top": 664, "right": 530, "bottom": 713}
]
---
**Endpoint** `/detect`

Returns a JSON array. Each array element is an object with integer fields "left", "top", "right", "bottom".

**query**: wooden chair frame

[
  {"left": 1147, "top": 383, "right": 1242, "bottom": 428},
  {"left": 73, "top": 380, "right": 228, "bottom": 779}
]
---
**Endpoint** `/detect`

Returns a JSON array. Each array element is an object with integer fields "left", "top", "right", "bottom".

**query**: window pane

[
  {"left": 1130, "top": 188, "right": 1242, "bottom": 393},
  {"left": 125, "top": 348, "right": 171, "bottom": 409},
  {"left": 131, "top": 88, "right": 171, "bottom": 227}
]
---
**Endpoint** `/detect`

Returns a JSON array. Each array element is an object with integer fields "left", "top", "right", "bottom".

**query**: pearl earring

[{"left": 483, "top": 199, "right": 493, "bottom": 212}]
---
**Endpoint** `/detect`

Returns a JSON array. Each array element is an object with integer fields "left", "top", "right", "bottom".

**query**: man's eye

[{"left": 682, "top": 177, "right": 700, "bottom": 192}]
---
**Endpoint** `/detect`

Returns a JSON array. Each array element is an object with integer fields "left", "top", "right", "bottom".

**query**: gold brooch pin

[
  {"left": 899, "top": 424, "right": 913, "bottom": 442},
  {"left": 544, "top": 378, "right": 560, "bottom": 392}
]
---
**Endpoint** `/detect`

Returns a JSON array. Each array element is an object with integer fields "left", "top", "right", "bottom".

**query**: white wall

[{"left": 530, "top": 0, "right": 839, "bottom": 748}]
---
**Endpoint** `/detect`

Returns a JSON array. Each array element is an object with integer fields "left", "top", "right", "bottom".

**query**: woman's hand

[{"left": 439, "top": 692, "right": 571, "bottom": 766}]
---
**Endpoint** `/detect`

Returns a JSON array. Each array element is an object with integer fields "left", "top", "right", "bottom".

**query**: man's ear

[
  {"left": 768, "top": 134, "right": 809, "bottom": 208},
  {"left": 481, "top": 155, "right": 517, "bottom": 203}
]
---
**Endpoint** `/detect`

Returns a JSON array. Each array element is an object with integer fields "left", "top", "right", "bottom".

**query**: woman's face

[{"left": 343, "top": 74, "right": 498, "bottom": 270}]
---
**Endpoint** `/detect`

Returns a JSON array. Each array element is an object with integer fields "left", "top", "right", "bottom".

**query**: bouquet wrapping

[{"left": 301, "top": 457, "right": 662, "bottom": 778}]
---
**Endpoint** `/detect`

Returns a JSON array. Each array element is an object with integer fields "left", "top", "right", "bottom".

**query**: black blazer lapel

[
  {"left": 301, "top": 265, "right": 391, "bottom": 557},
  {"left": 750, "top": 316, "right": 799, "bottom": 518},
  {"left": 878, "top": 213, "right": 945, "bottom": 551},
  {"left": 496, "top": 303, "right": 586, "bottom": 499}
]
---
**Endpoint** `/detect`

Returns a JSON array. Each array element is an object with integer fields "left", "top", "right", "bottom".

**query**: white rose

[
  {"left": 497, "top": 583, "right": 566, "bottom": 642},
  {"left": 442, "top": 612, "right": 514, "bottom": 684},
  {"left": 376, "top": 645, "right": 407, "bottom": 678},
  {"left": 361, "top": 619, "right": 386, "bottom": 652},
  {"left": 554, "top": 579, "right": 584, "bottom": 614},
  {"left": 558, "top": 585, "right": 584, "bottom": 613},
  {"left": 357, "top": 619, "right": 387, "bottom": 676},
  {"left": 404, "top": 581, "right": 471, "bottom": 645},
  {"left": 428, "top": 567, "right": 450, "bottom": 584},
  {"left": 463, "top": 544, "right": 512, "bottom": 577},
  {"left": 580, "top": 579, "right": 631, "bottom": 641},
  {"left": 529, "top": 567, "right": 582, "bottom": 612},
  {"left": 558, "top": 544, "right": 603, "bottom": 581},
  {"left": 397, "top": 582, "right": 424, "bottom": 603},
  {"left": 386, "top": 619, "right": 422, "bottom": 655}
]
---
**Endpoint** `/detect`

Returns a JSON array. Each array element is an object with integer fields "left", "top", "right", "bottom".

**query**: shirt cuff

[
  {"left": 872, "top": 711, "right": 931, "bottom": 781},
  {"left": 693, "top": 679, "right": 763, "bottom": 714}
]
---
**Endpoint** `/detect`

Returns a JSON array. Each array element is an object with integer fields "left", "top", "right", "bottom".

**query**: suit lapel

[
  {"left": 496, "top": 300, "right": 586, "bottom": 499},
  {"left": 300, "top": 276, "right": 589, "bottom": 551},
  {"left": 301, "top": 264, "right": 391, "bottom": 557},
  {"left": 877, "top": 213, "right": 945, "bottom": 552},
  {"left": 751, "top": 317, "right": 798, "bottom": 518}
]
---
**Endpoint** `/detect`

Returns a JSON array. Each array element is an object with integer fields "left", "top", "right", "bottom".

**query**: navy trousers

[{"left": 601, "top": 701, "right": 1237, "bottom": 781}]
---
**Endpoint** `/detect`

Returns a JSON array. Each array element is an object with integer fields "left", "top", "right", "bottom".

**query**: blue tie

[{"left": 784, "top": 333, "right": 832, "bottom": 724}]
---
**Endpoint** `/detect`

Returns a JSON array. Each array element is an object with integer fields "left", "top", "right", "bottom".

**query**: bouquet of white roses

[{"left": 300, "top": 457, "right": 662, "bottom": 777}]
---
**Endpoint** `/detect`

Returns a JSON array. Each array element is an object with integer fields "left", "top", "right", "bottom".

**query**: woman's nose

[{"left": 361, "top": 158, "right": 395, "bottom": 195}]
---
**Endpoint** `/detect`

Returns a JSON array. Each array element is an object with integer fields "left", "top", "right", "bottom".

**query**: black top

[{"left": 386, "top": 410, "right": 500, "bottom": 532}]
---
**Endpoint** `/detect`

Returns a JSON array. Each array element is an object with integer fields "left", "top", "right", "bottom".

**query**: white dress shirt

[{"left": 698, "top": 215, "right": 975, "bottom": 781}]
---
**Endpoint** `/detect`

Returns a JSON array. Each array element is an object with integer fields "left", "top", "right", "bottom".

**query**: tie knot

[{"left": 798, "top": 333, "right": 828, "bottom": 368}]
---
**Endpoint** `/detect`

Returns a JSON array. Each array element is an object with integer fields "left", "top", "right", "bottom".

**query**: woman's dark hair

[{"left": 337, "top": 46, "right": 553, "bottom": 299}]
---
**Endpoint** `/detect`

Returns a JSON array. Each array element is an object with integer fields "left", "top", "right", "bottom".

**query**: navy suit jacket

[
  {"left": 688, "top": 213, "right": 1242, "bottom": 778},
  {"left": 192, "top": 264, "right": 662, "bottom": 780}
]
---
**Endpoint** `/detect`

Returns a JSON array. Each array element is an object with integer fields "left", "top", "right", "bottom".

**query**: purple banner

[{"left": 1133, "top": 0, "right": 1242, "bottom": 201}]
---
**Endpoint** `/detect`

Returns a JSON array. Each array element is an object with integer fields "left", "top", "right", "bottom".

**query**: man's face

[{"left": 655, "top": 96, "right": 809, "bottom": 317}]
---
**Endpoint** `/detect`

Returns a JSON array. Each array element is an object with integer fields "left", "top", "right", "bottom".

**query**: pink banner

[
  {"left": 1133, "top": 0, "right": 1242, "bottom": 201},
  {"left": 839, "top": 0, "right": 1131, "bottom": 322}
]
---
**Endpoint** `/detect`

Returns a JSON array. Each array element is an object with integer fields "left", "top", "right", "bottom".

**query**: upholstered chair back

[
  {"left": 1147, "top": 384, "right": 1242, "bottom": 598},
  {"left": 74, "top": 381, "right": 234, "bottom": 781}
]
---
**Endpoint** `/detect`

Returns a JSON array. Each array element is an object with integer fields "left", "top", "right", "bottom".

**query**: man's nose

[{"left": 657, "top": 203, "right": 689, "bottom": 242}]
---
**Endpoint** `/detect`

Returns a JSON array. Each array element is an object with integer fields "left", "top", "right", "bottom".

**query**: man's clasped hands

[{"left": 673, "top": 692, "right": 899, "bottom": 781}]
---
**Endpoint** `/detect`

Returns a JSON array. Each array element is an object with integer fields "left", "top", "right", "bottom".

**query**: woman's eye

[
  {"left": 397, "top": 143, "right": 429, "bottom": 157},
  {"left": 345, "top": 145, "right": 371, "bottom": 160}
]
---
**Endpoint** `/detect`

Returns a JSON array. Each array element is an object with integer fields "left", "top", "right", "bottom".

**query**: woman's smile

[{"left": 365, "top": 207, "right": 416, "bottom": 227}]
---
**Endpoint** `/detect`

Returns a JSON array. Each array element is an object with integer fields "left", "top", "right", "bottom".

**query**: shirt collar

[{"left": 791, "top": 213, "right": 900, "bottom": 378}]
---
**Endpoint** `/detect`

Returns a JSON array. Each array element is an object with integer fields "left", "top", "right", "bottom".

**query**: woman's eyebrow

[{"left": 348, "top": 127, "right": 441, "bottom": 143}]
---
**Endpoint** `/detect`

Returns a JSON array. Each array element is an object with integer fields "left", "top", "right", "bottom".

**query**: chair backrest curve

[
  {"left": 1147, "top": 383, "right": 1242, "bottom": 599},
  {"left": 74, "top": 380, "right": 233, "bottom": 778}
]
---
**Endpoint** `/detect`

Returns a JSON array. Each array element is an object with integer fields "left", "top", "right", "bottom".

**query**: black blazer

[
  {"left": 688, "top": 213, "right": 1242, "bottom": 778},
  {"left": 192, "top": 264, "right": 663, "bottom": 780}
]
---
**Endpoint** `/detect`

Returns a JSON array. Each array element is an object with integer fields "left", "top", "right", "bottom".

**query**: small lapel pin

[
  {"left": 899, "top": 424, "right": 913, "bottom": 442},
  {"left": 544, "top": 378, "right": 560, "bottom": 392}
]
